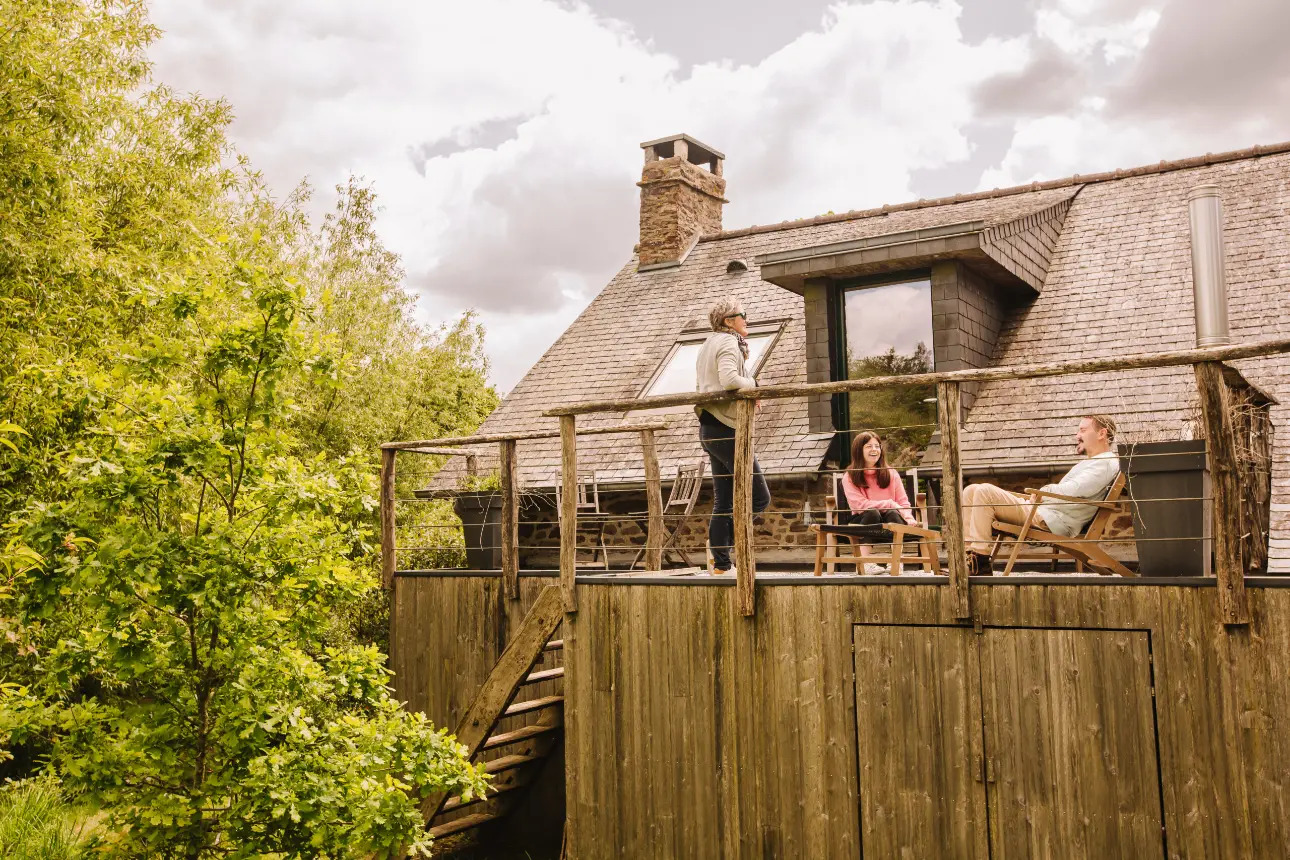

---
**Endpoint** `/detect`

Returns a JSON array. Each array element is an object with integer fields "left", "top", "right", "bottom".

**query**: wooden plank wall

[{"left": 563, "top": 583, "right": 1290, "bottom": 860}]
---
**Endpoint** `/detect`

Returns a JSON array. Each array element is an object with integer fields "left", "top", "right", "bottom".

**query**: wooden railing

[
  {"left": 378, "top": 419, "right": 671, "bottom": 601},
  {"left": 540, "top": 336, "right": 1290, "bottom": 625}
]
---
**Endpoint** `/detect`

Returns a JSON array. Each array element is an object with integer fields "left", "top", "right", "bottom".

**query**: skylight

[{"left": 639, "top": 324, "right": 782, "bottom": 403}]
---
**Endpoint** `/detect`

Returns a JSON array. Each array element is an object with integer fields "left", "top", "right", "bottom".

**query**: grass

[{"left": 0, "top": 777, "right": 90, "bottom": 859}]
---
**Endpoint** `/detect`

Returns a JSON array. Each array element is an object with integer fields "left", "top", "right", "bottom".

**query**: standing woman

[
  {"left": 695, "top": 299, "right": 770, "bottom": 574},
  {"left": 842, "top": 431, "right": 917, "bottom": 527}
]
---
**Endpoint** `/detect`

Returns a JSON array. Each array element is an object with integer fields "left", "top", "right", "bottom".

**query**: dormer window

[
  {"left": 837, "top": 275, "right": 935, "bottom": 464},
  {"left": 635, "top": 322, "right": 784, "bottom": 412}
]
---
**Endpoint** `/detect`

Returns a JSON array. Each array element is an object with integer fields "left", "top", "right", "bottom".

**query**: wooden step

[
  {"left": 427, "top": 811, "right": 499, "bottom": 839},
  {"left": 544, "top": 639, "right": 563, "bottom": 651},
  {"left": 482, "top": 753, "right": 540, "bottom": 775},
  {"left": 440, "top": 775, "right": 533, "bottom": 812},
  {"left": 482, "top": 722, "right": 562, "bottom": 751},
  {"left": 522, "top": 666, "right": 565, "bottom": 685},
  {"left": 503, "top": 694, "right": 563, "bottom": 717}
]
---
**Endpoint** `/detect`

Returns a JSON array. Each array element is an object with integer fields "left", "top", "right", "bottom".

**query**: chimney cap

[{"left": 640, "top": 133, "right": 725, "bottom": 163}]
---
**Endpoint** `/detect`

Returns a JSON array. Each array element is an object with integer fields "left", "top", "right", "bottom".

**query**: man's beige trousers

[{"left": 962, "top": 482, "right": 1048, "bottom": 553}]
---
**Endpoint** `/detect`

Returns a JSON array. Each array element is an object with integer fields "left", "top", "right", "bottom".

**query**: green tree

[
  {"left": 3, "top": 248, "right": 486, "bottom": 857},
  {"left": 292, "top": 179, "right": 497, "bottom": 458},
  {"left": 0, "top": 1, "right": 495, "bottom": 855},
  {"left": 289, "top": 179, "right": 498, "bottom": 577}
]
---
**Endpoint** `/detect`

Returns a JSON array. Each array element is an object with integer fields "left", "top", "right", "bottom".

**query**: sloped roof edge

[{"left": 705, "top": 139, "right": 1290, "bottom": 242}]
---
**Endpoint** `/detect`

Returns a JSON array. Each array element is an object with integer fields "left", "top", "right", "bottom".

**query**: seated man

[{"left": 963, "top": 415, "right": 1120, "bottom": 575}]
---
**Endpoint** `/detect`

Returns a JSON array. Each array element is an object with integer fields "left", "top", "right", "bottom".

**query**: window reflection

[{"left": 843, "top": 279, "right": 935, "bottom": 466}]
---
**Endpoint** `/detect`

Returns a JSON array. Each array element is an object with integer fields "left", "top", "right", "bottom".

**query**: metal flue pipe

[{"left": 1187, "top": 184, "right": 1231, "bottom": 348}]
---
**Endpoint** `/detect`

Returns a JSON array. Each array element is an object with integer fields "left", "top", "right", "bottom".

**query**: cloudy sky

[{"left": 147, "top": 0, "right": 1290, "bottom": 390}]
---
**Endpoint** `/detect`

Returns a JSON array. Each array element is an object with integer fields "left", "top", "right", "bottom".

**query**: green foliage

[
  {"left": 0, "top": 1, "right": 498, "bottom": 856},
  {"left": 0, "top": 777, "right": 89, "bottom": 860},
  {"left": 847, "top": 343, "right": 936, "bottom": 466},
  {"left": 292, "top": 178, "right": 498, "bottom": 458},
  {"left": 4, "top": 246, "right": 488, "bottom": 857}
]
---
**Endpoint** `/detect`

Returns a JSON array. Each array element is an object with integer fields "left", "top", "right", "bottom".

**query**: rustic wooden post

[
  {"left": 499, "top": 439, "right": 520, "bottom": 600},
  {"left": 1194, "top": 361, "right": 1250, "bottom": 625},
  {"left": 733, "top": 399, "right": 757, "bottom": 617},
  {"left": 380, "top": 448, "right": 397, "bottom": 589},
  {"left": 640, "top": 429, "right": 664, "bottom": 571},
  {"left": 559, "top": 415, "right": 579, "bottom": 612},
  {"left": 936, "top": 381, "right": 971, "bottom": 620}
]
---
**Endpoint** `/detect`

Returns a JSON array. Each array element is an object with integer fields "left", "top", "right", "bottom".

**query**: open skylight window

[{"left": 635, "top": 322, "right": 783, "bottom": 411}]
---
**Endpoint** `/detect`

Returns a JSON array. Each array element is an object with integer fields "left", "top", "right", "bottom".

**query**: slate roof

[{"left": 428, "top": 142, "right": 1290, "bottom": 571}]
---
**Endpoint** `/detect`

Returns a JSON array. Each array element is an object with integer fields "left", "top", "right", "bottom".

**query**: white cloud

[
  {"left": 149, "top": 0, "right": 1033, "bottom": 390},
  {"left": 1036, "top": 5, "right": 1161, "bottom": 63},
  {"left": 146, "top": 0, "right": 1290, "bottom": 392}
]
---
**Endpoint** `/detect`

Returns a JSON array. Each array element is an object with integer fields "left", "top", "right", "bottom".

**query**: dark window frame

[{"left": 825, "top": 270, "right": 939, "bottom": 461}]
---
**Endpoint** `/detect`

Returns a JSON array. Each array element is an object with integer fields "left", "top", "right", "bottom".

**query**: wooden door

[
  {"left": 853, "top": 625, "right": 989, "bottom": 859},
  {"left": 980, "top": 628, "right": 1165, "bottom": 859}
]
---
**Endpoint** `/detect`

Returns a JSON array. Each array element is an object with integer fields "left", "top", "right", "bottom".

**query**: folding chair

[
  {"left": 630, "top": 461, "right": 706, "bottom": 570},
  {"left": 555, "top": 471, "right": 609, "bottom": 568},
  {"left": 811, "top": 472, "right": 939, "bottom": 576}
]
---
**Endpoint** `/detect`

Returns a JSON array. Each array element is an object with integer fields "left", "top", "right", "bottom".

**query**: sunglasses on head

[{"left": 726, "top": 312, "right": 746, "bottom": 320}]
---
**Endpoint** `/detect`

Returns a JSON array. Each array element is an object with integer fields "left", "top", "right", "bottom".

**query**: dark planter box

[
  {"left": 453, "top": 492, "right": 502, "bottom": 570},
  {"left": 1123, "top": 440, "right": 1210, "bottom": 577}
]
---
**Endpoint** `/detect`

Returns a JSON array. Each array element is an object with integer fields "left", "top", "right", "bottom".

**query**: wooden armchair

[
  {"left": 811, "top": 473, "right": 940, "bottom": 576},
  {"left": 989, "top": 472, "right": 1134, "bottom": 576}
]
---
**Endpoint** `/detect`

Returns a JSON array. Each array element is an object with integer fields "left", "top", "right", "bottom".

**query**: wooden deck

[{"left": 391, "top": 572, "right": 1290, "bottom": 859}]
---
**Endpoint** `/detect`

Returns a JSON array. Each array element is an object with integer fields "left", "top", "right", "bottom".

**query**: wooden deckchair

[
  {"left": 990, "top": 472, "right": 1133, "bottom": 576},
  {"left": 811, "top": 473, "right": 939, "bottom": 576}
]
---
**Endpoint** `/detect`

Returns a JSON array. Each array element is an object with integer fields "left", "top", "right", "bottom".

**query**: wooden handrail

[
  {"left": 541, "top": 337, "right": 1290, "bottom": 417},
  {"left": 381, "top": 419, "right": 672, "bottom": 450}
]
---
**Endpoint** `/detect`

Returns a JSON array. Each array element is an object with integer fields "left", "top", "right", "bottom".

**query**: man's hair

[
  {"left": 1084, "top": 414, "right": 1118, "bottom": 442},
  {"left": 709, "top": 298, "right": 744, "bottom": 332}
]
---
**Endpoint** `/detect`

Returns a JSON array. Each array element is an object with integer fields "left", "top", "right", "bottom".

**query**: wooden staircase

[{"left": 424, "top": 586, "right": 566, "bottom": 842}]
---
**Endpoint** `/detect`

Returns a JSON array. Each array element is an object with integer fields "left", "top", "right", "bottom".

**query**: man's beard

[{"left": 1076, "top": 441, "right": 1086, "bottom": 455}]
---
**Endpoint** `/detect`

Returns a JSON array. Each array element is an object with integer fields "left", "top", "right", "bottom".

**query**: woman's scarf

[{"left": 718, "top": 326, "right": 750, "bottom": 359}]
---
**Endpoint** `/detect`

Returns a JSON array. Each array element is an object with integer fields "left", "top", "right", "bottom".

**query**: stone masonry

[
  {"left": 637, "top": 156, "right": 727, "bottom": 269},
  {"left": 516, "top": 481, "right": 829, "bottom": 569}
]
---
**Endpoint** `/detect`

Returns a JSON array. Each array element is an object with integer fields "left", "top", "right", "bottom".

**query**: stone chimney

[{"left": 637, "top": 134, "right": 727, "bottom": 270}]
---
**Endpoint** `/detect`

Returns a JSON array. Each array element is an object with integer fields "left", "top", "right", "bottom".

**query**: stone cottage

[{"left": 425, "top": 134, "right": 1290, "bottom": 573}]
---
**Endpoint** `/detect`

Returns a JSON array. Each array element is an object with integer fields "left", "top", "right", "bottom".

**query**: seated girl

[{"left": 841, "top": 431, "right": 917, "bottom": 527}]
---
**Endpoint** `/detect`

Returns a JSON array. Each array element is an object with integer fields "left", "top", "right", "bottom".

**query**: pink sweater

[{"left": 841, "top": 469, "right": 916, "bottom": 524}]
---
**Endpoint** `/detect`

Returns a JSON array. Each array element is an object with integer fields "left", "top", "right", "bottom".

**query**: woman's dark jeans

[
  {"left": 699, "top": 420, "right": 771, "bottom": 571},
  {"left": 844, "top": 508, "right": 907, "bottom": 527}
]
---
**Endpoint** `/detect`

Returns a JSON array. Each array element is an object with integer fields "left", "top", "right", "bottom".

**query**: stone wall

[{"left": 517, "top": 480, "right": 830, "bottom": 568}]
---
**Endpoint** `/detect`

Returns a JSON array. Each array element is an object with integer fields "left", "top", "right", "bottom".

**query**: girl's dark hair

[{"left": 847, "top": 431, "right": 891, "bottom": 489}]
